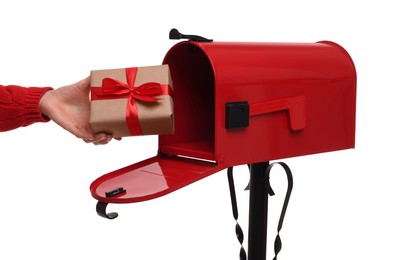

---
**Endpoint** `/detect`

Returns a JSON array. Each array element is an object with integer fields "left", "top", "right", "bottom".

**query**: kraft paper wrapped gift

[{"left": 90, "top": 64, "right": 174, "bottom": 137}]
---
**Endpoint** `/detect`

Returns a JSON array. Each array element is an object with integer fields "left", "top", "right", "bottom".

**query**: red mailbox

[
  {"left": 90, "top": 29, "right": 356, "bottom": 260},
  {"left": 90, "top": 35, "right": 356, "bottom": 206}
]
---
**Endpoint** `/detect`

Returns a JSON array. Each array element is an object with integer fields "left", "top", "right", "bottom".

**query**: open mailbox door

[
  {"left": 90, "top": 155, "right": 225, "bottom": 217},
  {"left": 90, "top": 31, "right": 356, "bottom": 219}
]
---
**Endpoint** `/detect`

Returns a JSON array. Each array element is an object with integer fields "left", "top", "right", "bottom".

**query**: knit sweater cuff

[{"left": 23, "top": 87, "right": 54, "bottom": 124}]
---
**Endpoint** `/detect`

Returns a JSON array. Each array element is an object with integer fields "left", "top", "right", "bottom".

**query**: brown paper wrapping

[{"left": 89, "top": 64, "right": 174, "bottom": 137}]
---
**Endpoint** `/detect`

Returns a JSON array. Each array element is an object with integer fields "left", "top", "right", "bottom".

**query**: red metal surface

[
  {"left": 161, "top": 40, "right": 356, "bottom": 166},
  {"left": 90, "top": 40, "right": 356, "bottom": 204},
  {"left": 90, "top": 155, "right": 224, "bottom": 203},
  {"left": 249, "top": 95, "right": 306, "bottom": 131}
]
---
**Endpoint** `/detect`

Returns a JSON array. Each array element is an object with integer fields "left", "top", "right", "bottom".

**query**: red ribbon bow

[{"left": 101, "top": 78, "right": 162, "bottom": 102}]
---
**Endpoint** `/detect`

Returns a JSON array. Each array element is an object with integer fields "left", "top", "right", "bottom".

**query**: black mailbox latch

[
  {"left": 105, "top": 187, "right": 126, "bottom": 197},
  {"left": 225, "top": 101, "right": 249, "bottom": 129}
]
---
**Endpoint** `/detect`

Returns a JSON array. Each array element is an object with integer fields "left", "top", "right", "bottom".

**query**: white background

[{"left": 0, "top": 0, "right": 398, "bottom": 259}]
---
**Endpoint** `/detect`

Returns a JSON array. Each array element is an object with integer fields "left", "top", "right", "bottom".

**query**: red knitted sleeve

[{"left": 0, "top": 84, "right": 53, "bottom": 132}]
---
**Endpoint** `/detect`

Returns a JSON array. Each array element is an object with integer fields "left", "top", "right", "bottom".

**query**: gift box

[{"left": 90, "top": 64, "right": 174, "bottom": 137}]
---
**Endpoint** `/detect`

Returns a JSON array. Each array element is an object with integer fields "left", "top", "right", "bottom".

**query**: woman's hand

[{"left": 39, "top": 76, "right": 118, "bottom": 145}]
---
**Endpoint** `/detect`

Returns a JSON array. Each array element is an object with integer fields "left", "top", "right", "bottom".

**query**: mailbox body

[
  {"left": 161, "top": 40, "right": 356, "bottom": 166},
  {"left": 90, "top": 40, "right": 356, "bottom": 204}
]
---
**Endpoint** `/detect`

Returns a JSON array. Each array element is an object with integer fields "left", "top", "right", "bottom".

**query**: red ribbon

[{"left": 91, "top": 67, "right": 171, "bottom": 135}]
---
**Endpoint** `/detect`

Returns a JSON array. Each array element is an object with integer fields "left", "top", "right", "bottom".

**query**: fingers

[
  {"left": 93, "top": 133, "right": 113, "bottom": 145},
  {"left": 83, "top": 133, "right": 114, "bottom": 145}
]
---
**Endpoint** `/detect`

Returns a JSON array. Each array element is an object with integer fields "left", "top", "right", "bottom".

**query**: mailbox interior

[
  {"left": 161, "top": 43, "right": 216, "bottom": 162},
  {"left": 90, "top": 43, "right": 222, "bottom": 204}
]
